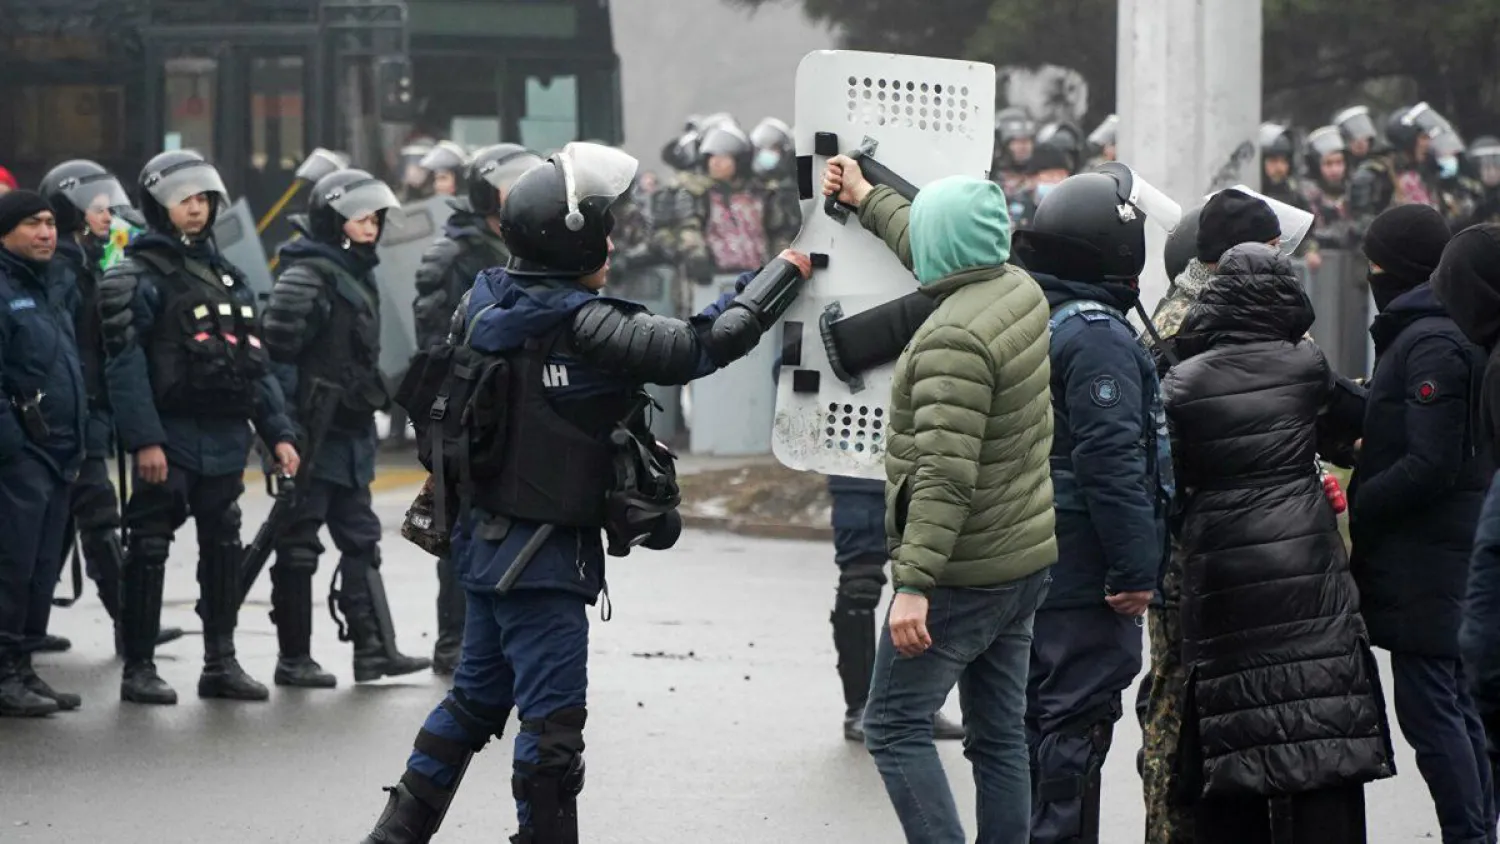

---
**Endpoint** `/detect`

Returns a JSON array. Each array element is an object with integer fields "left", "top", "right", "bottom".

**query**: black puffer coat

[
  {"left": 1164, "top": 242, "right": 1395, "bottom": 799},
  {"left": 1349, "top": 283, "right": 1491, "bottom": 658}
]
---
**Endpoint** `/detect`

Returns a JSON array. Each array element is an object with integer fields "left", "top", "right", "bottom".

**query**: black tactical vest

[
  {"left": 135, "top": 250, "right": 268, "bottom": 418},
  {"left": 292, "top": 257, "right": 389, "bottom": 431}
]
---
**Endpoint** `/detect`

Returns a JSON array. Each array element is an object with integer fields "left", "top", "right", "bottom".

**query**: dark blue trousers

[
  {"left": 407, "top": 588, "right": 589, "bottom": 827},
  {"left": 0, "top": 454, "right": 72, "bottom": 655},
  {"left": 1391, "top": 653, "right": 1499, "bottom": 844}
]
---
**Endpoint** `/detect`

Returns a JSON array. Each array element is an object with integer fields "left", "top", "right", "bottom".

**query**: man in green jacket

[{"left": 825, "top": 156, "right": 1057, "bottom": 844}]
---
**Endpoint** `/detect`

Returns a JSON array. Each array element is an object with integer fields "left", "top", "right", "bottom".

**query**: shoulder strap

[
  {"left": 461, "top": 302, "right": 501, "bottom": 347},
  {"left": 300, "top": 256, "right": 378, "bottom": 317}
]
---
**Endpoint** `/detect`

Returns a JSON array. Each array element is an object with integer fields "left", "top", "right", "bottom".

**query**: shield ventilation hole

[
  {"left": 825, "top": 402, "right": 884, "bottom": 455},
  {"left": 844, "top": 77, "right": 974, "bottom": 135}
]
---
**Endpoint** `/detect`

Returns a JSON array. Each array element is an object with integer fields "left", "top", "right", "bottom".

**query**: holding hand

[
  {"left": 823, "top": 155, "right": 874, "bottom": 207},
  {"left": 135, "top": 445, "right": 168, "bottom": 485},
  {"left": 1106, "top": 590, "right": 1153, "bottom": 617},
  {"left": 274, "top": 441, "right": 301, "bottom": 477}
]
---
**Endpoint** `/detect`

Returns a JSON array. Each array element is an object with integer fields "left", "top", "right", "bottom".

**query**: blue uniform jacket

[
  {"left": 452, "top": 267, "right": 747, "bottom": 600},
  {"left": 0, "top": 247, "right": 87, "bottom": 481},
  {"left": 105, "top": 234, "right": 295, "bottom": 477},
  {"left": 268, "top": 238, "right": 379, "bottom": 489},
  {"left": 1034, "top": 273, "right": 1169, "bottom": 610},
  {"left": 827, "top": 475, "right": 886, "bottom": 564}
]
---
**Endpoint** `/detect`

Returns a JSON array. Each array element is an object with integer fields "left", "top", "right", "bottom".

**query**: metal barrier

[{"left": 1299, "top": 249, "right": 1375, "bottom": 379}]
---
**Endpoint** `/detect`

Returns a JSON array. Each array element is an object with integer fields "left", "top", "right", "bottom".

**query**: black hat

[
  {"left": 0, "top": 190, "right": 54, "bottom": 239},
  {"left": 1432, "top": 224, "right": 1500, "bottom": 348},
  {"left": 1363, "top": 204, "right": 1452, "bottom": 289},
  {"left": 1027, "top": 142, "right": 1072, "bottom": 175},
  {"left": 1196, "top": 188, "right": 1280, "bottom": 264}
]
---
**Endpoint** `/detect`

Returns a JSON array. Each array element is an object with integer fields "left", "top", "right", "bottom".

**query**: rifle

[{"left": 239, "top": 377, "right": 346, "bottom": 603}]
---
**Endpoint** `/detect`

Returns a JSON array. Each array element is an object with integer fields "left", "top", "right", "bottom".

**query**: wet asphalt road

[{"left": 0, "top": 483, "right": 1456, "bottom": 843}]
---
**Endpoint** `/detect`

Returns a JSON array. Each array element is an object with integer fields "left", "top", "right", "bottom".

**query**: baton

[{"left": 493, "top": 523, "right": 556, "bottom": 596}]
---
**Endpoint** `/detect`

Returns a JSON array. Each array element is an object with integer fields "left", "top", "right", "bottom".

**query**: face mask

[
  {"left": 1438, "top": 156, "right": 1460, "bottom": 179},
  {"left": 1368, "top": 270, "right": 1409, "bottom": 312},
  {"left": 753, "top": 149, "right": 782, "bottom": 175},
  {"left": 1034, "top": 182, "right": 1059, "bottom": 200}
]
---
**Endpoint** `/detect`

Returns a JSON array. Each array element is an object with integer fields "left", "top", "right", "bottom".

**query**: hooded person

[
  {"left": 1350, "top": 206, "right": 1496, "bottom": 844},
  {"left": 1164, "top": 241, "right": 1395, "bottom": 842},
  {"left": 1431, "top": 223, "right": 1500, "bottom": 780},
  {"left": 822, "top": 155, "right": 1057, "bottom": 843}
]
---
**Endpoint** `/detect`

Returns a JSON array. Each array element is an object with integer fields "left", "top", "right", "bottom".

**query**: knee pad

[
  {"left": 274, "top": 548, "right": 321, "bottom": 577},
  {"left": 523, "top": 706, "right": 587, "bottom": 773},
  {"left": 835, "top": 562, "right": 886, "bottom": 613},
  {"left": 513, "top": 708, "right": 587, "bottom": 844}
]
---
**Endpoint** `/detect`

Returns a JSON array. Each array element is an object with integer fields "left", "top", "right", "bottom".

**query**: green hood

[{"left": 908, "top": 176, "right": 1012, "bottom": 285}]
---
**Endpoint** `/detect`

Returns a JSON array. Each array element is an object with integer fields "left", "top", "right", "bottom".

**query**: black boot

[
  {"left": 0, "top": 651, "right": 59, "bottom": 717},
  {"left": 831, "top": 602, "right": 877, "bottom": 743},
  {"left": 30, "top": 634, "right": 72, "bottom": 653},
  {"left": 16, "top": 652, "right": 80, "bottom": 711},
  {"left": 335, "top": 560, "right": 431, "bottom": 683},
  {"left": 363, "top": 778, "right": 448, "bottom": 844},
  {"left": 197, "top": 538, "right": 268, "bottom": 701},
  {"left": 93, "top": 531, "right": 187, "bottom": 657},
  {"left": 432, "top": 556, "right": 465, "bottom": 676},
  {"left": 271, "top": 558, "right": 336, "bottom": 688},
  {"left": 120, "top": 547, "right": 177, "bottom": 705}
]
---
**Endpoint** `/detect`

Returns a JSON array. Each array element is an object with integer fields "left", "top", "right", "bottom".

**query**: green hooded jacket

[{"left": 857, "top": 182, "right": 1057, "bottom": 593}]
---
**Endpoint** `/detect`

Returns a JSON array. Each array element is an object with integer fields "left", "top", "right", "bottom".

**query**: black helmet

[
  {"left": 1163, "top": 203, "right": 1205, "bottom": 282},
  {"left": 1385, "top": 105, "right": 1424, "bottom": 152},
  {"left": 306, "top": 168, "right": 401, "bottom": 245},
  {"left": 1333, "top": 105, "right": 1377, "bottom": 144},
  {"left": 1259, "top": 122, "right": 1295, "bottom": 159},
  {"left": 699, "top": 123, "right": 753, "bottom": 158},
  {"left": 501, "top": 143, "right": 639, "bottom": 277},
  {"left": 294, "top": 148, "right": 352, "bottom": 185},
  {"left": 137, "top": 150, "right": 230, "bottom": 234},
  {"left": 996, "top": 107, "right": 1035, "bottom": 144},
  {"left": 1012, "top": 162, "right": 1181, "bottom": 283},
  {"left": 39, "top": 159, "right": 130, "bottom": 235},
  {"left": 419, "top": 140, "right": 469, "bottom": 175},
  {"left": 466, "top": 144, "right": 544, "bottom": 217}
]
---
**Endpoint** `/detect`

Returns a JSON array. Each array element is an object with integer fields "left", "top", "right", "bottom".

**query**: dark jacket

[
  {"left": 451, "top": 267, "right": 747, "bottom": 599},
  {"left": 412, "top": 208, "right": 510, "bottom": 351},
  {"left": 1034, "top": 273, "right": 1168, "bottom": 610},
  {"left": 1164, "top": 242, "right": 1393, "bottom": 799},
  {"left": 0, "top": 247, "right": 86, "bottom": 480},
  {"left": 263, "top": 236, "right": 384, "bottom": 488},
  {"left": 53, "top": 237, "right": 114, "bottom": 459},
  {"left": 1350, "top": 283, "right": 1491, "bottom": 657},
  {"left": 828, "top": 475, "right": 886, "bottom": 565},
  {"left": 100, "top": 233, "right": 296, "bottom": 477}
]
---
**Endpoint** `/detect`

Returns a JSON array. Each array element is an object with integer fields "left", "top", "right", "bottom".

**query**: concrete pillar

[{"left": 1118, "top": 0, "right": 1262, "bottom": 313}]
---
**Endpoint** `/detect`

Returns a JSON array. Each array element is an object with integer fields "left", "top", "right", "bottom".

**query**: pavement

[{"left": 0, "top": 473, "right": 1461, "bottom": 843}]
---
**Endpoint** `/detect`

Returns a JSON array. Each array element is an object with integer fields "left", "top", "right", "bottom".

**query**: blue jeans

[
  {"left": 1391, "top": 653, "right": 1499, "bottom": 844},
  {"left": 864, "top": 568, "right": 1052, "bottom": 844}
]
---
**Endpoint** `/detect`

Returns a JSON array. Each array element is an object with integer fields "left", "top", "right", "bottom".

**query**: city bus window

[
  {"left": 164, "top": 57, "right": 218, "bottom": 154},
  {"left": 520, "top": 74, "right": 578, "bottom": 154}
]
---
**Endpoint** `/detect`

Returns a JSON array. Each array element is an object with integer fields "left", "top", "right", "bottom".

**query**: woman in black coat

[{"left": 1163, "top": 242, "right": 1395, "bottom": 844}]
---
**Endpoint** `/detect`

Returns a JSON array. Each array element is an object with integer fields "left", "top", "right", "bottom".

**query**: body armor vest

[
  {"left": 292, "top": 257, "right": 388, "bottom": 431},
  {"left": 135, "top": 249, "right": 267, "bottom": 418}
]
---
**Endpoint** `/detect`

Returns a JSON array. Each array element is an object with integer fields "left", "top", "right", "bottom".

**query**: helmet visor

[
  {"left": 1334, "top": 106, "right": 1377, "bottom": 141},
  {"left": 1087, "top": 114, "right": 1118, "bottom": 148},
  {"left": 62, "top": 173, "right": 132, "bottom": 215},
  {"left": 1404, "top": 102, "right": 1449, "bottom": 137},
  {"left": 420, "top": 141, "right": 469, "bottom": 173},
  {"left": 1098, "top": 162, "right": 1183, "bottom": 232},
  {"left": 557, "top": 143, "right": 639, "bottom": 227},
  {"left": 1258, "top": 122, "right": 1290, "bottom": 150},
  {"left": 478, "top": 152, "right": 545, "bottom": 193},
  {"left": 1217, "top": 184, "right": 1314, "bottom": 255},
  {"left": 296, "top": 148, "right": 351, "bottom": 183},
  {"left": 750, "top": 118, "right": 792, "bottom": 151},
  {"left": 1307, "top": 126, "right": 1344, "bottom": 158},
  {"left": 145, "top": 160, "right": 230, "bottom": 210},
  {"left": 1473, "top": 145, "right": 1500, "bottom": 186},
  {"left": 1430, "top": 126, "right": 1466, "bottom": 158},
  {"left": 325, "top": 177, "right": 402, "bottom": 223},
  {"left": 698, "top": 126, "right": 752, "bottom": 158}
]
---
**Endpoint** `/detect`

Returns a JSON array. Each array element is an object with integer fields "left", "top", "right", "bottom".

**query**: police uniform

[
  {"left": 99, "top": 151, "right": 297, "bottom": 706},
  {"left": 363, "top": 143, "right": 808, "bottom": 844},
  {"left": 262, "top": 169, "right": 429, "bottom": 688},
  {"left": 0, "top": 191, "right": 87, "bottom": 717},
  {"left": 412, "top": 144, "right": 543, "bottom": 676},
  {"left": 1011, "top": 164, "right": 1177, "bottom": 844}
]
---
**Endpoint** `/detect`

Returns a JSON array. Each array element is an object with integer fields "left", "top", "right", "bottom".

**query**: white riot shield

[
  {"left": 213, "top": 198, "right": 273, "bottom": 299},
  {"left": 374, "top": 196, "right": 456, "bottom": 383},
  {"left": 772, "top": 51, "right": 996, "bottom": 479}
]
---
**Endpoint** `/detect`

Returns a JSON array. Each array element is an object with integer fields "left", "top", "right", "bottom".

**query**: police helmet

[
  {"left": 1163, "top": 203, "right": 1205, "bottom": 282},
  {"left": 294, "top": 148, "right": 352, "bottom": 185},
  {"left": 1334, "top": 105, "right": 1378, "bottom": 144},
  {"left": 1385, "top": 105, "right": 1425, "bottom": 153},
  {"left": 39, "top": 159, "right": 131, "bottom": 235},
  {"left": 1470, "top": 136, "right": 1500, "bottom": 186},
  {"left": 699, "top": 123, "right": 753, "bottom": 159},
  {"left": 467, "top": 143, "right": 545, "bottom": 217},
  {"left": 1087, "top": 114, "right": 1119, "bottom": 153},
  {"left": 1259, "top": 123, "right": 1295, "bottom": 159},
  {"left": 996, "top": 107, "right": 1035, "bottom": 144},
  {"left": 751, "top": 117, "right": 793, "bottom": 152},
  {"left": 306, "top": 168, "right": 401, "bottom": 245},
  {"left": 1304, "top": 126, "right": 1345, "bottom": 178},
  {"left": 1012, "top": 162, "right": 1182, "bottom": 283},
  {"left": 137, "top": 150, "right": 230, "bottom": 234},
  {"left": 501, "top": 142, "right": 639, "bottom": 277},
  {"left": 419, "top": 140, "right": 469, "bottom": 175}
]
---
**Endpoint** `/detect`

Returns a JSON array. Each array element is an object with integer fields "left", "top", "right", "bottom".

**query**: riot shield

[
  {"left": 772, "top": 50, "right": 996, "bottom": 479},
  {"left": 374, "top": 195, "right": 456, "bottom": 383},
  {"left": 213, "top": 198, "right": 274, "bottom": 300}
]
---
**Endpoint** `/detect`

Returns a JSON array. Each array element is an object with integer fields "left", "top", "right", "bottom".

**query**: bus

[{"left": 0, "top": 0, "right": 623, "bottom": 241}]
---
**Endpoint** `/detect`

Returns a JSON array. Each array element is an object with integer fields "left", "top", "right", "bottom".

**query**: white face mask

[{"left": 753, "top": 149, "right": 782, "bottom": 175}]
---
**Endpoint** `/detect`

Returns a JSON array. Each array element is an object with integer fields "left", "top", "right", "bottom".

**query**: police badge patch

[
  {"left": 1416, "top": 380, "right": 1438, "bottom": 403},
  {"left": 1091, "top": 375, "right": 1121, "bottom": 407}
]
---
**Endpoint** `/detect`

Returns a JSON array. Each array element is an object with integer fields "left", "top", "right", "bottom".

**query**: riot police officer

[
  {"left": 1085, "top": 114, "right": 1118, "bottom": 169},
  {"left": 360, "top": 142, "right": 811, "bottom": 844},
  {"left": 412, "top": 143, "right": 542, "bottom": 675},
  {"left": 750, "top": 117, "right": 802, "bottom": 253},
  {"left": 1010, "top": 163, "right": 1176, "bottom": 844},
  {"left": 1259, "top": 122, "right": 1311, "bottom": 213},
  {"left": 1334, "top": 105, "right": 1380, "bottom": 169},
  {"left": 261, "top": 169, "right": 430, "bottom": 688},
  {"left": 1302, "top": 126, "right": 1357, "bottom": 251},
  {"left": 1350, "top": 103, "right": 1442, "bottom": 230},
  {"left": 38, "top": 160, "right": 185, "bottom": 654},
  {"left": 1470, "top": 136, "right": 1500, "bottom": 224},
  {"left": 994, "top": 106, "right": 1037, "bottom": 197},
  {"left": 419, "top": 141, "right": 471, "bottom": 198},
  {"left": 99, "top": 150, "right": 300, "bottom": 705}
]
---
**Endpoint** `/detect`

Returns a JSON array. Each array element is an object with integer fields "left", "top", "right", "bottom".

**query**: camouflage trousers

[{"left": 1142, "top": 557, "right": 1196, "bottom": 843}]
